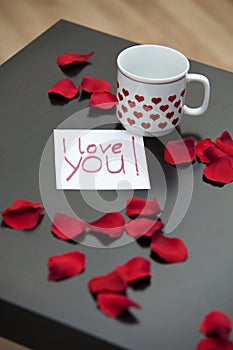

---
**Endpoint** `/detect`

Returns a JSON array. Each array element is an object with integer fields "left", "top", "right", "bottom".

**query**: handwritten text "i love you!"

[{"left": 54, "top": 130, "right": 150, "bottom": 190}]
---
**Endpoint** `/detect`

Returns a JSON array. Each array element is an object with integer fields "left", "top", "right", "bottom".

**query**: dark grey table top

[{"left": 0, "top": 20, "right": 232, "bottom": 350}]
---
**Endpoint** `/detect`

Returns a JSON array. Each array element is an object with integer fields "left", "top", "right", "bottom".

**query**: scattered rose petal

[
  {"left": 200, "top": 310, "right": 232, "bottom": 339},
  {"left": 126, "top": 218, "right": 164, "bottom": 238},
  {"left": 203, "top": 156, "right": 233, "bottom": 184},
  {"left": 89, "top": 92, "right": 118, "bottom": 109},
  {"left": 195, "top": 138, "right": 217, "bottom": 163},
  {"left": 203, "top": 145, "right": 227, "bottom": 163},
  {"left": 97, "top": 293, "right": 141, "bottom": 317},
  {"left": 116, "top": 257, "right": 151, "bottom": 282},
  {"left": 196, "top": 338, "right": 233, "bottom": 350},
  {"left": 48, "top": 79, "right": 79, "bottom": 99},
  {"left": 51, "top": 213, "right": 86, "bottom": 241},
  {"left": 126, "top": 197, "right": 161, "bottom": 217},
  {"left": 88, "top": 270, "right": 127, "bottom": 294},
  {"left": 48, "top": 251, "right": 85, "bottom": 281},
  {"left": 80, "top": 76, "right": 111, "bottom": 93},
  {"left": 216, "top": 131, "right": 233, "bottom": 156},
  {"left": 57, "top": 52, "right": 94, "bottom": 66},
  {"left": 150, "top": 232, "right": 188, "bottom": 263},
  {"left": 88, "top": 212, "right": 125, "bottom": 239},
  {"left": 2, "top": 199, "right": 44, "bottom": 230},
  {"left": 164, "top": 136, "right": 196, "bottom": 165}
]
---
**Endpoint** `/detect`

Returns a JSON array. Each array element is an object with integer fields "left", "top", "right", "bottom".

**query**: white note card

[{"left": 53, "top": 129, "right": 150, "bottom": 190}]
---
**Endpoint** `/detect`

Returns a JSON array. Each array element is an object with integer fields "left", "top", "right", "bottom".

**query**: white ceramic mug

[{"left": 116, "top": 45, "right": 210, "bottom": 136}]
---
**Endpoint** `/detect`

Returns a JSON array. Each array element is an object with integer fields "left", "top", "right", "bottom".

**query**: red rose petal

[
  {"left": 88, "top": 212, "right": 125, "bottom": 239},
  {"left": 5, "top": 199, "right": 42, "bottom": 211},
  {"left": 80, "top": 76, "right": 111, "bottom": 93},
  {"left": 126, "top": 197, "right": 161, "bottom": 217},
  {"left": 196, "top": 338, "right": 233, "bottom": 350},
  {"left": 97, "top": 293, "right": 141, "bottom": 317},
  {"left": 2, "top": 199, "right": 44, "bottom": 230},
  {"left": 150, "top": 232, "right": 188, "bottom": 263},
  {"left": 203, "top": 156, "right": 233, "bottom": 184},
  {"left": 89, "top": 92, "right": 118, "bottom": 109},
  {"left": 48, "top": 79, "right": 79, "bottom": 99},
  {"left": 48, "top": 251, "right": 85, "bottom": 281},
  {"left": 203, "top": 145, "right": 227, "bottom": 163},
  {"left": 195, "top": 138, "right": 217, "bottom": 163},
  {"left": 88, "top": 270, "right": 127, "bottom": 294},
  {"left": 116, "top": 257, "right": 151, "bottom": 282},
  {"left": 200, "top": 310, "right": 232, "bottom": 339},
  {"left": 126, "top": 218, "right": 164, "bottom": 238},
  {"left": 51, "top": 213, "right": 86, "bottom": 241},
  {"left": 57, "top": 52, "right": 94, "bottom": 66},
  {"left": 216, "top": 131, "right": 233, "bottom": 156},
  {"left": 164, "top": 136, "right": 196, "bottom": 165}
]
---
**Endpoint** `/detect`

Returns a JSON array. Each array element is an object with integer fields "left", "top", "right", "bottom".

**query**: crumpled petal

[
  {"left": 57, "top": 52, "right": 94, "bottom": 66},
  {"left": 203, "top": 156, "right": 233, "bottom": 184},
  {"left": 126, "top": 197, "right": 161, "bottom": 217},
  {"left": 150, "top": 232, "right": 188, "bottom": 263},
  {"left": 89, "top": 92, "right": 118, "bottom": 109},
  {"left": 195, "top": 138, "right": 217, "bottom": 163},
  {"left": 80, "top": 76, "right": 111, "bottom": 93},
  {"left": 97, "top": 293, "right": 141, "bottom": 317},
  {"left": 196, "top": 338, "right": 233, "bottom": 350},
  {"left": 2, "top": 199, "right": 44, "bottom": 230},
  {"left": 125, "top": 218, "right": 164, "bottom": 238},
  {"left": 216, "top": 131, "right": 233, "bottom": 156},
  {"left": 116, "top": 257, "right": 151, "bottom": 282},
  {"left": 203, "top": 145, "right": 227, "bottom": 163},
  {"left": 48, "top": 251, "right": 85, "bottom": 281},
  {"left": 200, "top": 310, "right": 232, "bottom": 339},
  {"left": 88, "top": 270, "right": 127, "bottom": 294},
  {"left": 88, "top": 212, "right": 125, "bottom": 239},
  {"left": 51, "top": 213, "right": 87, "bottom": 241},
  {"left": 48, "top": 79, "right": 79, "bottom": 99},
  {"left": 164, "top": 136, "right": 196, "bottom": 165}
]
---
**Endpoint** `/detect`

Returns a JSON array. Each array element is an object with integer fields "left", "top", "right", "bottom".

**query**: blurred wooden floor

[
  {"left": 0, "top": 0, "right": 232, "bottom": 349},
  {"left": 0, "top": 0, "right": 233, "bottom": 71}
]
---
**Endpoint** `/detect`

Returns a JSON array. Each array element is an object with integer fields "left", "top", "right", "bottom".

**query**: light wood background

[
  {"left": 0, "top": 0, "right": 233, "bottom": 71},
  {"left": 0, "top": 0, "right": 232, "bottom": 349}
]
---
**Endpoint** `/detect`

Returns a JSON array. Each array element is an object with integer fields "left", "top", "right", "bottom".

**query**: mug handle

[{"left": 183, "top": 74, "right": 210, "bottom": 116}]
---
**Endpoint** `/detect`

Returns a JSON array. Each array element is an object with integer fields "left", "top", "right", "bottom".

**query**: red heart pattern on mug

[
  {"left": 181, "top": 89, "right": 185, "bottom": 97},
  {"left": 134, "top": 111, "right": 143, "bottom": 119},
  {"left": 166, "top": 111, "right": 174, "bottom": 119},
  {"left": 158, "top": 122, "right": 167, "bottom": 129},
  {"left": 151, "top": 97, "right": 162, "bottom": 105},
  {"left": 150, "top": 113, "right": 160, "bottom": 121},
  {"left": 174, "top": 100, "right": 181, "bottom": 108},
  {"left": 127, "top": 118, "right": 135, "bottom": 126},
  {"left": 122, "top": 105, "right": 128, "bottom": 113},
  {"left": 135, "top": 94, "right": 145, "bottom": 102},
  {"left": 122, "top": 88, "right": 129, "bottom": 97},
  {"left": 172, "top": 117, "right": 179, "bottom": 125},
  {"left": 118, "top": 111, "right": 122, "bottom": 119},
  {"left": 141, "top": 122, "right": 151, "bottom": 129},
  {"left": 128, "top": 100, "right": 136, "bottom": 108},
  {"left": 160, "top": 104, "right": 169, "bottom": 112},
  {"left": 168, "top": 95, "right": 176, "bottom": 102},
  {"left": 117, "top": 87, "right": 187, "bottom": 132},
  {"left": 143, "top": 104, "right": 153, "bottom": 112},
  {"left": 118, "top": 92, "right": 123, "bottom": 101}
]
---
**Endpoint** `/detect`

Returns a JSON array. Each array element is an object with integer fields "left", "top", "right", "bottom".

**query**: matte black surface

[
  {"left": 0, "top": 299, "right": 123, "bottom": 350},
  {"left": 0, "top": 20, "right": 233, "bottom": 349}
]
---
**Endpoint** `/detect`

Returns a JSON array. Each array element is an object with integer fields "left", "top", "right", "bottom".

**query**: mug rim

[{"left": 117, "top": 44, "right": 190, "bottom": 84}]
